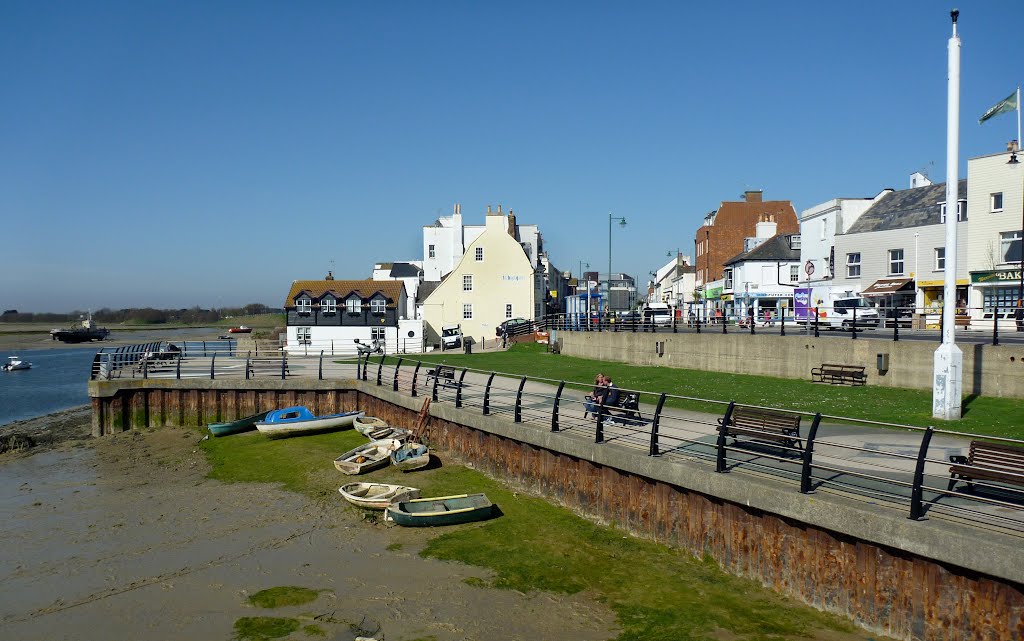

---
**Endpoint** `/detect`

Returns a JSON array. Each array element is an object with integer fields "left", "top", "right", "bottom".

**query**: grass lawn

[
  {"left": 200, "top": 427, "right": 878, "bottom": 641},
  {"left": 376, "top": 343, "right": 1024, "bottom": 439}
]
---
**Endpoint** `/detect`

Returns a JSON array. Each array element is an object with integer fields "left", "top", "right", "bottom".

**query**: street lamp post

[
  {"left": 608, "top": 211, "right": 627, "bottom": 309},
  {"left": 1009, "top": 152, "right": 1024, "bottom": 330}
]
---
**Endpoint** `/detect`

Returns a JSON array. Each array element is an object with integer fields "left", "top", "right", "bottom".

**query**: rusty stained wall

[{"left": 90, "top": 386, "right": 1024, "bottom": 641}]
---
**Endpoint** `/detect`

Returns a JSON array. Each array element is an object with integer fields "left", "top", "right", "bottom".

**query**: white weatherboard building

[
  {"left": 799, "top": 192, "right": 887, "bottom": 285},
  {"left": 420, "top": 210, "right": 542, "bottom": 346}
]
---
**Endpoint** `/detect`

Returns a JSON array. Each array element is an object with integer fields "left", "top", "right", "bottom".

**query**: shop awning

[{"left": 861, "top": 277, "right": 914, "bottom": 296}]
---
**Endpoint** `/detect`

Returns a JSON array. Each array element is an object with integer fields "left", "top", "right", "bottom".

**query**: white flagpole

[{"left": 1017, "top": 85, "right": 1021, "bottom": 148}]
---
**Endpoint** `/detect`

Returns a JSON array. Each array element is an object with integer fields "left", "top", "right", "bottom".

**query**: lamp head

[{"left": 619, "top": 218, "right": 627, "bottom": 228}]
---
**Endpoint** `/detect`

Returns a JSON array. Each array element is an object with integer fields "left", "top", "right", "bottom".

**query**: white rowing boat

[{"left": 338, "top": 483, "right": 421, "bottom": 510}]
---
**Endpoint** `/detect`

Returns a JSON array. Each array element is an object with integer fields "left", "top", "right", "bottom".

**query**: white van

[
  {"left": 440, "top": 324, "right": 463, "bottom": 350},
  {"left": 643, "top": 303, "right": 673, "bottom": 327}
]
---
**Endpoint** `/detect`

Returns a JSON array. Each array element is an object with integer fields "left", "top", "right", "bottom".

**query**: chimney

[
  {"left": 507, "top": 211, "right": 517, "bottom": 238},
  {"left": 1009, "top": 140, "right": 1020, "bottom": 152},
  {"left": 487, "top": 204, "right": 492, "bottom": 214},
  {"left": 743, "top": 190, "right": 763, "bottom": 203},
  {"left": 325, "top": 271, "right": 334, "bottom": 280}
]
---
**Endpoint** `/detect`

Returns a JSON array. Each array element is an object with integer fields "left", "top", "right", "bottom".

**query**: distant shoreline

[{"left": 0, "top": 324, "right": 228, "bottom": 352}]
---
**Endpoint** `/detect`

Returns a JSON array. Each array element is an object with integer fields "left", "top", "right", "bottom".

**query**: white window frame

[
  {"left": 888, "top": 249, "right": 905, "bottom": 276},
  {"left": 991, "top": 192, "right": 1004, "bottom": 213},
  {"left": 475, "top": 247, "right": 484, "bottom": 261},
  {"left": 428, "top": 244, "right": 436, "bottom": 258},
  {"left": 463, "top": 274, "right": 473, "bottom": 292},
  {"left": 297, "top": 327, "right": 311, "bottom": 345},
  {"left": 789, "top": 264, "right": 799, "bottom": 282},
  {"left": 934, "top": 247, "right": 945, "bottom": 271},
  {"left": 321, "top": 298, "right": 336, "bottom": 314},
  {"left": 505, "top": 303, "right": 513, "bottom": 319},
  {"left": 370, "top": 297, "right": 386, "bottom": 314},
  {"left": 370, "top": 326, "right": 386, "bottom": 341},
  {"left": 346, "top": 297, "right": 361, "bottom": 314},
  {"left": 297, "top": 297, "right": 312, "bottom": 314},
  {"left": 1000, "top": 230, "right": 1023, "bottom": 264},
  {"left": 939, "top": 199, "right": 967, "bottom": 222},
  {"left": 463, "top": 304, "right": 473, "bottom": 320},
  {"left": 846, "top": 253, "right": 861, "bottom": 278}
]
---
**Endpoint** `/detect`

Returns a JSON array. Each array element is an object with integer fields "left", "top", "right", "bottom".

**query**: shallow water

[{"left": 0, "top": 348, "right": 95, "bottom": 426}]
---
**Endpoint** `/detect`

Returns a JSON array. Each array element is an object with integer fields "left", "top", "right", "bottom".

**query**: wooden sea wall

[{"left": 89, "top": 380, "right": 1024, "bottom": 641}]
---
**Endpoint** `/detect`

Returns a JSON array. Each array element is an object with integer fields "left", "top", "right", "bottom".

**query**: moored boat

[
  {"left": 50, "top": 316, "right": 109, "bottom": 343},
  {"left": 255, "top": 406, "right": 363, "bottom": 439},
  {"left": 354, "top": 415, "right": 388, "bottom": 436},
  {"left": 208, "top": 410, "right": 271, "bottom": 437},
  {"left": 2, "top": 356, "right": 32, "bottom": 372},
  {"left": 385, "top": 493, "right": 494, "bottom": 527},
  {"left": 338, "top": 483, "right": 421, "bottom": 510},
  {"left": 228, "top": 325, "right": 253, "bottom": 333},
  {"left": 390, "top": 442, "right": 430, "bottom": 472},
  {"left": 333, "top": 438, "right": 403, "bottom": 475}
]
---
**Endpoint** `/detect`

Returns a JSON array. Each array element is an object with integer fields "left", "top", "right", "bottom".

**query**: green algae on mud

[
  {"left": 200, "top": 428, "right": 880, "bottom": 641},
  {"left": 248, "top": 586, "right": 323, "bottom": 609},
  {"left": 233, "top": 616, "right": 300, "bottom": 641}
]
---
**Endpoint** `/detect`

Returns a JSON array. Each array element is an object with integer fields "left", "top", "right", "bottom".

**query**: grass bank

[
  {"left": 378, "top": 343, "right": 1023, "bottom": 439},
  {"left": 200, "top": 427, "right": 880, "bottom": 641}
]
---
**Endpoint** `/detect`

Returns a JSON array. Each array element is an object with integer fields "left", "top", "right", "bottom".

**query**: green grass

[
  {"left": 247, "top": 586, "right": 322, "bottom": 609},
  {"left": 201, "top": 429, "right": 877, "bottom": 641},
  {"left": 233, "top": 616, "right": 299, "bottom": 641},
  {"left": 389, "top": 343, "right": 1024, "bottom": 439}
]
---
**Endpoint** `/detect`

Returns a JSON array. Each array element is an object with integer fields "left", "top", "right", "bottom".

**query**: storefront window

[{"left": 983, "top": 287, "right": 1021, "bottom": 312}]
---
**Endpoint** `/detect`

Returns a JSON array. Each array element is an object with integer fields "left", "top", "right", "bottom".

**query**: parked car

[
  {"left": 496, "top": 318, "right": 534, "bottom": 337},
  {"left": 440, "top": 324, "right": 462, "bottom": 350}
]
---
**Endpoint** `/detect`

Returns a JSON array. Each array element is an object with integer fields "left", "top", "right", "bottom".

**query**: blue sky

[{"left": 3, "top": 1, "right": 1023, "bottom": 312}]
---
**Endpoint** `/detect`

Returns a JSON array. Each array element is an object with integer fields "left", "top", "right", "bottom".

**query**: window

[
  {"left": 297, "top": 327, "right": 311, "bottom": 345},
  {"left": 371, "top": 327, "right": 386, "bottom": 341},
  {"left": 475, "top": 247, "right": 484, "bottom": 261},
  {"left": 321, "top": 298, "right": 336, "bottom": 314},
  {"left": 939, "top": 199, "right": 967, "bottom": 222},
  {"left": 1001, "top": 231, "right": 1023, "bottom": 263},
  {"left": 724, "top": 269, "right": 733, "bottom": 289},
  {"left": 463, "top": 275, "right": 473, "bottom": 291},
  {"left": 934, "top": 247, "right": 945, "bottom": 271},
  {"left": 789, "top": 265, "right": 800, "bottom": 282},
  {"left": 505, "top": 304, "right": 513, "bottom": 319},
  {"left": 428, "top": 244, "right": 436, "bottom": 258},
  {"left": 846, "top": 253, "right": 861, "bottom": 278},
  {"left": 992, "top": 192, "right": 1004, "bottom": 212},
  {"left": 370, "top": 298, "right": 385, "bottom": 314},
  {"left": 984, "top": 287, "right": 1019, "bottom": 312},
  {"left": 346, "top": 297, "right": 361, "bottom": 314},
  {"left": 888, "top": 249, "right": 904, "bottom": 275},
  {"left": 296, "top": 297, "right": 311, "bottom": 314},
  {"left": 789, "top": 235, "right": 801, "bottom": 249},
  {"left": 463, "top": 304, "right": 473, "bottom": 320}
]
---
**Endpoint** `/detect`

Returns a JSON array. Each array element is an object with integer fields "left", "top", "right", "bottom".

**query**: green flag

[{"left": 979, "top": 90, "right": 1018, "bottom": 124}]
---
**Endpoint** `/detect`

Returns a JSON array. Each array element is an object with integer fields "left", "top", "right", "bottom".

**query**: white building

[
  {"left": 648, "top": 253, "right": 695, "bottom": 316},
  {"left": 799, "top": 191, "right": 889, "bottom": 285},
  {"left": 371, "top": 261, "right": 423, "bottom": 320},
  {"left": 966, "top": 147, "right": 1024, "bottom": 326},
  {"left": 423, "top": 204, "right": 542, "bottom": 282},
  {"left": 722, "top": 218, "right": 802, "bottom": 320}
]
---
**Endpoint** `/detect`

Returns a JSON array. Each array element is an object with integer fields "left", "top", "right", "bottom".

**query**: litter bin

[{"left": 464, "top": 339, "right": 472, "bottom": 354}]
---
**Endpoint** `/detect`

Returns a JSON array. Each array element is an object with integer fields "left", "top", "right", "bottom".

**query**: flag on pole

[{"left": 978, "top": 90, "right": 1018, "bottom": 124}]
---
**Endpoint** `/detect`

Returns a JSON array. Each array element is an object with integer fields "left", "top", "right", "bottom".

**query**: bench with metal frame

[
  {"left": 811, "top": 363, "right": 866, "bottom": 386},
  {"left": 426, "top": 364, "right": 457, "bottom": 388},
  {"left": 947, "top": 440, "right": 1024, "bottom": 493},
  {"left": 717, "top": 405, "right": 803, "bottom": 450},
  {"left": 585, "top": 391, "right": 643, "bottom": 424}
]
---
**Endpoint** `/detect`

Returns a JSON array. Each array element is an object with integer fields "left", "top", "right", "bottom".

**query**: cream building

[{"left": 420, "top": 210, "right": 539, "bottom": 346}]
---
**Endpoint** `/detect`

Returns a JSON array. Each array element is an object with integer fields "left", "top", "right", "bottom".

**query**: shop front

[
  {"left": 970, "top": 269, "right": 1024, "bottom": 329},
  {"left": 861, "top": 277, "right": 916, "bottom": 327}
]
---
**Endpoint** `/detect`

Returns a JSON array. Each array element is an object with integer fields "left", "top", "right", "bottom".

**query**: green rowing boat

[
  {"left": 207, "top": 410, "right": 271, "bottom": 437},
  {"left": 385, "top": 493, "right": 493, "bottom": 527}
]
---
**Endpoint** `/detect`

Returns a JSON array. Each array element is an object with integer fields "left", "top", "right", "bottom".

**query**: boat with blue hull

[{"left": 255, "top": 406, "right": 363, "bottom": 439}]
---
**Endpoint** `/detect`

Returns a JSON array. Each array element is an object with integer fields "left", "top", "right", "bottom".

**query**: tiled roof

[
  {"left": 724, "top": 235, "right": 800, "bottom": 265},
  {"left": 284, "top": 279, "right": 404, "bottom": 308},
  {"left": 846, "top": 180, "right": 967, "bottom": 233}
]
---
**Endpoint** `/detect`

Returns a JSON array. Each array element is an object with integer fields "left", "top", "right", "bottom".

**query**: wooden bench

[
  {"left": 718, "top": 406, "right": 802, "bottom": 450},
  {"left": 426, "top": 364, "right": 457, "bottom": 388},
  {"left": 811, "top": 363, "right": 866, "bottom": 386},
  {"left": 947, "top": 440, "right": 1024, "bottom": 493}
]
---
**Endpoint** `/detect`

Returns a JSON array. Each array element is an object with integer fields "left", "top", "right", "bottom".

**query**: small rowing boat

[
  {"left": 354, "top": 415, "right": 388, "bottom": 436},
  {"left": 208, "top": 410, "right": 271, "bottom": 437},
  {"left": 385, "top": 493, "right": 494, "bottom": 527},
  {"left": 338, "top": 483, "right": 421, "bottom": 510},
  {"left": 255, "top": 406, "right": 363, "bottom": 439},
  {"left": 367, "top": 426, "right": 412, "bottom": 442},
  {"left": 333, "top": 438, "right": 402, "bottom": 475},
  {"left": 390, "top": 441, "right": 430, "bottom": 472}
]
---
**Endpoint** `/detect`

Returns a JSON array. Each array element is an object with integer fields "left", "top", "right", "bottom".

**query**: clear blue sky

[{"left": 3, "top": 1, "right": 1023, "bottom": 312}]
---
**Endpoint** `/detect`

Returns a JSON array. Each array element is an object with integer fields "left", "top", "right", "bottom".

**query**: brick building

[{"left": 694, "top": 190, "right": 799, "bottom": 288}]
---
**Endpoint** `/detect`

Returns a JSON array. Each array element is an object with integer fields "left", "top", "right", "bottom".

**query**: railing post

[
  {"left": 361, "top": 353, "right": 369, "bottom": 381},
  {"left": 393, "top": 357, "right": 403, "bottom": 391},
  {"left": 695, "top": 315, "right": 701, "bottom": 333},
  {"left": 715, "top": 401, "right": 736, "bottom": 472},
  {"left": 318, "top": 351, "right": 324, "bottom": 380},
  {"left": 672, "top": 312, "right": 677, "bottom": 333},
  {"left": 993, "top": 304, "right": 1000, "bottom": 346},
  {"left": 909, "top": 426, "right": 935, "bottom": 520},
  {"left": 813, "top": 308, "right": 820, "bottom": 337},
  {"left": 893, "top": 308, "right": 900, "bottom": 341},
  {"left": 412, "top": 361, "right": 422, "bottom": 397},
  {"left": 722, "top": 314, "right": 728, "bottom": 334},
  {"left": 551, "top": 381, "right": 565, "bottom": 432},
  {"left": 455, "top": 368, "right": 468, "bottom": 408},
  {"left": 245, "top": 352, "right": 250, "bottom": 380},
  {"left": 749, "top": 311, "right": 755, "bottom": 335},
  {"left": 852, "top": 306, "right": 858, "bottom": 339},
  {"left": 356, "top": 352, "right": 361, "bottom": 380},
  {"left": 648, "top": 393, "right": 667, "bottom": 456},
  {"left": 210, "top": 352, "right": 217, "bottom": 380},
  {"left": 376, "top": 354, "right": 385, "bottom": 386},
  {"left": 281, "top": 354, "right": 287, "bottom": 380},
  {"left": 800, "top": 413, "right": 823, "bottom": 493},
  {"left": 482, "top": 372, "right": 495, "bottom": 415},
  {"left": 514, "top": 376, "right": 527, "bottom": 422},
  {"left": 595, "top": 394, "right": 606, "bottom": 443},
  {"left": 432, "top": 361, "right": 442, "bottom": 400},
  {"left": 143, "top": 357, "right": 149, "bottom": 380},
  {"left": 780, "top": 310, "right": 786, "bottom": 336}
]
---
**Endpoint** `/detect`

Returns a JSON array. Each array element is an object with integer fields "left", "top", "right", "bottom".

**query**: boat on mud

[
  {"left": 208, "top": 410, "right": 272, "bottom": 437},
  {"left": 333, "top": 438, "right": 403, "bottom": 475},
  {"left": 338, "top": 483, "right": 421, "bottom": 510},
  {"left": 255, "top": 406, "right": 363, "bottom": 439},
  {"left": 50, "top": 316, "right": 109, "bottom": 343},
  {"left": 385, "top": 493, "right": 494, "bottom": 527}
]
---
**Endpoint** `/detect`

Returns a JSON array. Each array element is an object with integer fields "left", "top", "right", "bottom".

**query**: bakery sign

[{"left": 971, "top": 269, "right": 1023, "bottom": 283}]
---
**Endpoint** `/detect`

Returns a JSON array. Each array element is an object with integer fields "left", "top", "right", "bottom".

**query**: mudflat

[{"left": 0, "top": 414, "right": 616, "bottom": 641}]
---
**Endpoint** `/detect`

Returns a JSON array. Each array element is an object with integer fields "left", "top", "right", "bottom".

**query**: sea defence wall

[
  {"left": 89, "top": 377, "right": 1024, "bottom": 641},
  {"left": 554, "top": 329, "right": 1024, "bottom": 399}
]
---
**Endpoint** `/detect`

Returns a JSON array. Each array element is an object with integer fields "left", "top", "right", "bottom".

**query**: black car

[{"left": 496, "top": 318, "right": 534, "bottom": 337}]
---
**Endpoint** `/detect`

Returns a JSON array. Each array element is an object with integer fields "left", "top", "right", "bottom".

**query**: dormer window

[
  {"left": 939, "top": 199, "right": 967, "bottom": 222},
  {"left": 370, "top": 297, "right": 386, "bottom": 314},
  {"left": 297, "top": 297, "right": 312, "bottom": 315},
  {"left": 346, "top": 296, "right": 362, "bottom": 314},
  {"left": 321, "top": 297, "right": 336, "bottom": 314}
]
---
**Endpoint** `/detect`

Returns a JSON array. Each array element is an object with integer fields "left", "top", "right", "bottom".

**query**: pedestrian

[{"left": 501, "top": 328, "right": 508, "bottom": 348}]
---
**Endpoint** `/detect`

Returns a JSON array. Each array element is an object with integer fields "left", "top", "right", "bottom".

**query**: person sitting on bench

[
  {"left": 584, "top": 373, "right": 606, "bottom": 417},
  {"left": 601, "top": 376, "right": 621, "bottom": 411}
]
